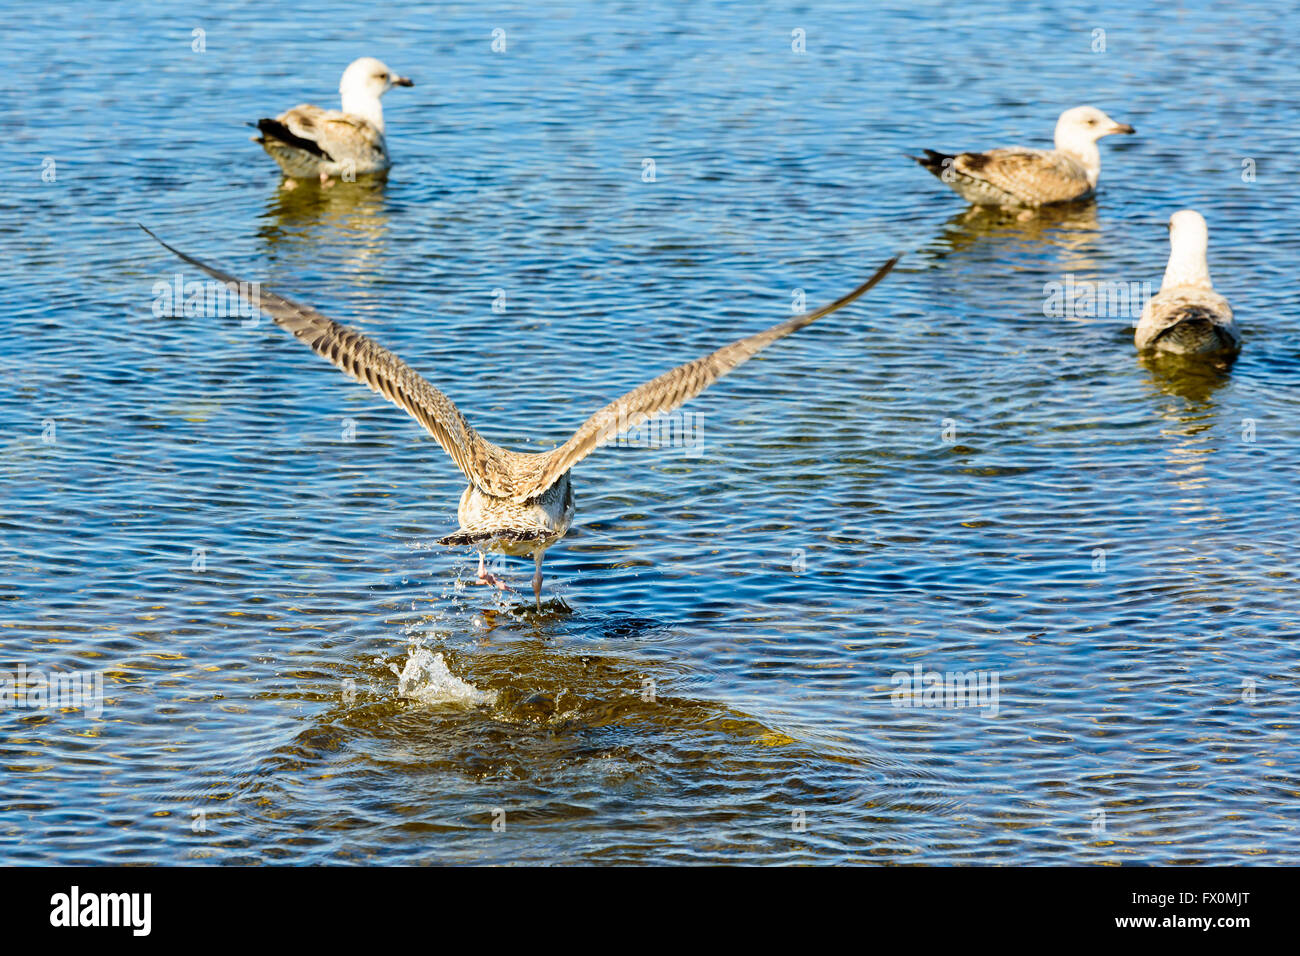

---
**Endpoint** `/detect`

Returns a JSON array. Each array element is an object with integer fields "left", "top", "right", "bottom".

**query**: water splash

[{"left": 395, "top": 648, "right": 497, "bottom": 708}]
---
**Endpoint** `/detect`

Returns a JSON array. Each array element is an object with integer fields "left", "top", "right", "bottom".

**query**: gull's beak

[
  {"left": 392, "top": 75, "right": 414, "bottom": 87},
  {"left": 1112, "top": 122, "right": 1135, "bottom": 134}
]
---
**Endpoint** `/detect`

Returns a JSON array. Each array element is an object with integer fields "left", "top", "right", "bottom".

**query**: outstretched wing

[
  {"left": 518, "top": 256, "right": 900, "bottom": 499},
  {"left": 141, "top": 226, "right": 515, "bottom": 495}
]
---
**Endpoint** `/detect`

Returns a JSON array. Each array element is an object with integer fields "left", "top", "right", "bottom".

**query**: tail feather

[
  {"left": 254, "top": 118, "right": 333, "bottom": 161},
  {"left": 1165, "top": 305, "right": 1220, "bottom": 325},
  {"left": 913, "top": 148, "right": 954, "bottom": 177},
  {"left": 1155, "top": 307, "right": 1237, "bottom": 354}
]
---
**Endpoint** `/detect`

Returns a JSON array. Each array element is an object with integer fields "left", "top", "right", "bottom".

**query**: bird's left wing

[
  {"left": 514, "top": 255, "right": 900, "bottom": 501},
  {"left": 312, "top": 110, "right": 387, "bottom": 167}
]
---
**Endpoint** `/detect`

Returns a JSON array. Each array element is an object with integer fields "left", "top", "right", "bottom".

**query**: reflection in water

[
  {"left": 256, "top": 176, "right": 392, "bottom": 275},
  {"left": 1141, "top": 354, "right": 1229, "bottom": 531},
  {"left": 1139, "top": 350, "right": 1236, "bottom": 403},
  {"left": 929, "top": 200, "right": 1102, "bottom": 266}
]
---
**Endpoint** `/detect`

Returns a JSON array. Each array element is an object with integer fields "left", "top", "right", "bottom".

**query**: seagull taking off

[
  {"left": 915, "top": 106, "right": 1135, "bottom": 207},
  {"left": 1134, "top": 210, "right": 1240, "bottom": 356},
  {"left": 141, "top": 226, "right": 898, "bottom": 608},
  {"left": 253, "top": 57, "right": 413, "bottom": 184}
]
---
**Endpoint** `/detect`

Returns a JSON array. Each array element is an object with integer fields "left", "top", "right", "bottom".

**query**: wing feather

[
  {"left": 519, "top": 256, "right": 900, "bottom": 498},
  {"left": 954, "top": 148, "right": 1092, "bottom": 204},
  {"left": 141, "top": 226, "right": 514, "bottom": 493},
  {"left": 1135, "top": 286, "right": 1238, "bottom": 351},
  {"left": 261, "top": 105, "right": 388, "bottom": 173}
]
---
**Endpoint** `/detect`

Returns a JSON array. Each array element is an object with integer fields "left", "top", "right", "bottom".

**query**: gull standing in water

[
  {"left": 915, "top": 106, "right": 1135, "bottom": 207},
  {"left": 1135, "top": 210, "right": 1240, "bottom": 356},
  {"left": 253, "top": 57, "right": 413, "bottom": 184},
  {"left": 141, "top": 227, "right": 898, "bottom": 607}
]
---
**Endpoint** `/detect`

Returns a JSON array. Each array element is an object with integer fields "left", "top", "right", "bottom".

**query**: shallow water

[{"left": 2, "top": 1, "right": 1298, "bottom": 864}]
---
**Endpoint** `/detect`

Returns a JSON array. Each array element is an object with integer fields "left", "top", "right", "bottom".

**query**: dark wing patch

[
  {"left": 1153, "top": 306, "right": 1236, "bottom": 353},
  {"left": 914, "top": 149, "right": 953, "bottom": 177},
  {"left": 439, "top": 528, "right": 553, "bottom": 546},
  {"left": 255, "top": 118, "right": 334, "bottom": 161}
]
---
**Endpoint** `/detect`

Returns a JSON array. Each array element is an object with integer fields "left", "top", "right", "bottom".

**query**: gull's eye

[
  {"left": 1086, "top": 118, "right": 1097, "bottom": 125},
  {"left": 376, "top": 73, "right": 388, "bottom": 81}
]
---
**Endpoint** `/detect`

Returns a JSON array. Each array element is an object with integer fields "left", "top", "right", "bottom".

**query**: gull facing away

[
  {"left": 141, "top": 226, "right": 898, "bottom": 608},
  {"left": 914, "top": 106, "right": 1135, "bottom": 207},
  {"left": 1134, "top": 210, "right": 1240, "bottom": 356},
  {"left": 253, "top": 57, "right": 413, "bottom": 183}
]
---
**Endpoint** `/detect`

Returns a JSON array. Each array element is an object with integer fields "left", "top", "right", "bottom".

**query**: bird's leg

[
  {"left": 475, "top": 552, "right": 509, "bottom": 591},
  {"left": 281, "top": 178, "right": 298, "bottom": 191},
  {"left": 531, "top": 552, "right": 544, "bottom": 610}
]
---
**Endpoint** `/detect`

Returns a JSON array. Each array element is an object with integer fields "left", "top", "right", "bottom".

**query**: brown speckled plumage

[
  {"left": 917, "top": 147, "right": 1097, "bottom": 206},
  {"left": 1136, "top": 288, "right": 1239, "bottom": 355}
]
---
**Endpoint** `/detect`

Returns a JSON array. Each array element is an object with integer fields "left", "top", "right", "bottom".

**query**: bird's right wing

[
  {"left": 256, "top": 106, "right": 387, "bottom": 168},
  {"left": 141, "top": 226, "right": 516, "bottom": 495},
  {"left": 514, "top": 256, "right": 900, "bottom": 501},
  {"left": 256, "top": 105, "right": 336, "bottom": 161}
]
